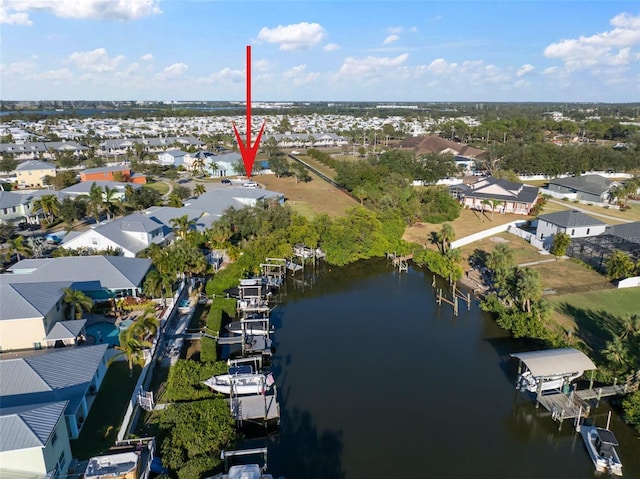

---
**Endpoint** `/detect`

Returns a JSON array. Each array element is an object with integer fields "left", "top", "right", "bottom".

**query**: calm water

[{"left": 258, "top": 259, "right": 640, "bottom": 479}]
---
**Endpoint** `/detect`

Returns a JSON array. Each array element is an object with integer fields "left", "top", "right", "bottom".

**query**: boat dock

[{"left": 229, "top": 389, "right": 280, "bottom": 428}]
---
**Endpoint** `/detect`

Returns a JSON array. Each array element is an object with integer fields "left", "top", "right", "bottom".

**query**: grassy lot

[
  {"left": 71, "top": 362, "right": 141, "bottom": 460},
  {"left": 402, "top": 208, "right": 529, "bottom": 247},
  {"left": 144, "top": 181, "right": 170, "bottom": 196},
  {"left": 257, "top": 172, "right": 358, "bottom": 218},
  {"left": 294, "top": 154, "right": 339, "bottom": 180},
  {"left": 547, "top": 289, "right": 640, "bottom": 355}
]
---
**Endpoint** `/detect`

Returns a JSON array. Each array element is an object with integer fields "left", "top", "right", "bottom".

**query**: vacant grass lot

[
  {"left": 257, "top": 172, "right": 358, "bottom": 218},
  {"left": 71, "top": 362, "right": 141, "bottom": 460},
  {"left": 547, "top": 289, "right": 640, "bottom": 355}
]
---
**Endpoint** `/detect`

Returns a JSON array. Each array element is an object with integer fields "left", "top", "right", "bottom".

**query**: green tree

[
  {"left": 622, "top": 391, "right": 640, "bottom": 432},
  {"left": 514, "top": 267, "right": 543, "bottom": 313},
  {"left": 486, "top": 244, "right": 515, "bottom": 292},
  {"left": 88, "top": 183, "right": 104, "bottom": 221},
  {"left": 194, "top": 183, "right": 206, "bottom": 196},
  {"left": 351, "top": 185, "right": 368, "bottom": 206},
  {"left": 33, "top": 194, "right": 61, "bottom": 223},
  {"left": 606, "top": 250, "right": 635, "bottom": 281},
  {"left": 3, "top": 236, "right": 32, "bottom": 262},
  {"left": 143, "top": 269, "right": 174, "bottom": 307},
  {"left": 167, "top": 193, "right": 183, "bottom": 208},
  {"left": 115, "top": 325, "right": 152, "bottom": 377},
  {"left": 63, "top": 287, "right": 93, "bottom": 320},
  {"left": 292, "top": 162, "right": 311, "bottom": 184},
  {"left": 170, "top": 214, "right": 196, "bottom": 241},
  {"left": 102, "top": 185, "right": 122, "bottom": 221},
  {"left": 0, "top": 157, "right": 17, "bottom": 173},
  {"left": 436, "top": 223, "right": 455, "bottom": 254},
  {"left": 550, "top": 232, "right": 571, "bottom": 256}
]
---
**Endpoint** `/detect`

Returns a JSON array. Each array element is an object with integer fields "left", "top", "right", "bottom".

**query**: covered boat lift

[{"left": 511, "top": 348, "right": 597, "bottom": 395}]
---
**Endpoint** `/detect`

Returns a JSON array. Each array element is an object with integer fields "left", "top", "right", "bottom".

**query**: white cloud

[
  {"left": 544, "top": 12, "right": 640, "bottom": 71},
  {"left": 68, "top": 48, "right": 125, "bottom": 72},
  {"left": 383, "top": 34, "right": 400, "bottom": 45},
  {"left": 323, "top": 43, "right": 340, "bottom": 52},
  {"left": 0, "top": 0, "right": 161, "bottom": 23},
  {"left": 0, "top": 60, "right": 38, "bottom": 77},
  {"left": 387, "top": 26, "right": 403, "bottom": 34},
  {"left": 141, "top": 53, "right": 153, "bottom": 62},
  {"left": 426, "top": 58, "right": 458, "bottom": 76},
  {"left": 0, "top": 6, "right": 32, "bottom": 25},
  {"left": 201, "top": 67, "right": 245, "bottom": 85},
  {"left": 37, "top": 68, "right": 74, "bottom": 82},
  {"left": 257, "top": 22, "right": 326, "bottom": 51},
  {"left": 409, "top": 26, "right": 418, "bottom": 33},
  {"left": 156, "top": 63, "right": 188, "bottom": 80},
  {"left": 517, "top": 64, "right": 535, "bottom": 76},
  {"left": 338, "top": 53, "right": 409, "bottom": 77},
  {"left": 283, "top": 64, "right": 320, "bottom": 86},
  {"left": 255, "top": 59, "right": 274, "bottom": 72}
]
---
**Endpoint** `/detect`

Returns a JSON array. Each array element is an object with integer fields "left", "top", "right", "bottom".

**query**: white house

[
  {"left": 157, "top": 149, "right": 187, "bottom": 167},
  {"left": 535, "top": 210, "right": 608, "bottom": 249}
]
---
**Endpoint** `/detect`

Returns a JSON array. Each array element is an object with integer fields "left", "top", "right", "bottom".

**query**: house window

[
  {"left": 571, "top": 229, "right": 575, "bottom": 236},
  {"left": 586, "top": 228, "right": 590, "bottom": 235},
  {"left": 34, "top": 342, "right": 42, "bottom": 350}
]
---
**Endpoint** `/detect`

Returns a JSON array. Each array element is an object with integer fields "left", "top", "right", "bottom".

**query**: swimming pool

[{"left": 86, "top": 322, "right": 120, "bottom": 347}]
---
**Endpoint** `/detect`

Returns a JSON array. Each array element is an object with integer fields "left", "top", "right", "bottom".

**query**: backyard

[{"left": 70, "top": 361, "right": 142, "bottom": 460}]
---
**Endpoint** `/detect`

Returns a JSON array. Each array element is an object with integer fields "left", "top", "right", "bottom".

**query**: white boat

[
  {"left": 581, "top": 425, "right": 623, "bottom": 476},
  {"left": 203, "top": 371, "right": 274, "bottom": 396},
  {"left": 516, "top": 369, "right": 583, "bottom": 393},
  {"left": 226, "top": 320, "right": 274, "bottom": 335}
]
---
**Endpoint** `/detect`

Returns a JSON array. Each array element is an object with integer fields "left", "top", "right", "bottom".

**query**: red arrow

[{"left": 232, "top": 45, "right": 265, "bottom": 179}]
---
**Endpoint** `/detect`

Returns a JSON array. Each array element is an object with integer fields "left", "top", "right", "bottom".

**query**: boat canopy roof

[
  {"left": 595, "top": 427, "right": 619, "bottom": 446},
  {"left": 510, "top": 348, "right": 596, "bottom": 377}
]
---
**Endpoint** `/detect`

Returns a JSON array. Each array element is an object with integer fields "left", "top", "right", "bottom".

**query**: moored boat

[
  {"left": 226, "top": 320, "right": 274, "bottom": 335},
  {"left": 581, "top": 425, "right": 623, "bottom": 476},
  {"left": 203, "top": 371, "right": 274, "bottom": 396}
]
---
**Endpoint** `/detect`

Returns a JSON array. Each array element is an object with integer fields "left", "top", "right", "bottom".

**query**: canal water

[{"left": 259, "top": 258, "right": 639, "bottom": 479}]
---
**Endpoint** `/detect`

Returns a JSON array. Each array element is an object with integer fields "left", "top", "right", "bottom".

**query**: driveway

[{"left": 547, "top": 199, "right": 633, "bottom": 223}]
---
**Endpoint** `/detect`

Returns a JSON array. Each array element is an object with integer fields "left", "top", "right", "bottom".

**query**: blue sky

[{"left": 1, "top": 1, "right": 639, "bottom": 102}]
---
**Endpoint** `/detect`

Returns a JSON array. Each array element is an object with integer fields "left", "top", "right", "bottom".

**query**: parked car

[{"left": 221, "top": 178, "right": 231, "bottom": 184}]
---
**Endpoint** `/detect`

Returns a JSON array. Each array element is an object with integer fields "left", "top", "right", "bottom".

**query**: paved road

[{"left": 548, "top": 199, "right": 633, "bottom": 223}]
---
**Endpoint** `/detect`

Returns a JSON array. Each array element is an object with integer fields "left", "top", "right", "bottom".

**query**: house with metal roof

[
  {"left": 0, "top": 256, "right": 151, "bottom": 351},
  {"left": 0, "top": 190, "right": 34, "bottom": 224},
  {"left": 0, "top": 344, "right": 110, "bottom": 478},
  {"left": 547, "top": 175, "right": 616, "bottom": 204},
  {"left": 61, "top": 180, "right": 141, "bottom": 201},
  {"left": 15, "top": 160, "right": 57, "bottom": 188},
  {"left": 535, "top": 210, "right": 608, "bottom": 249},
  {"left": 157, "top": 149, "right": 188, "bottom": 167},
  {"left": 458, "top": 177, "right": 539, "bottom": 215},
  {"left": 60, "top": 208, "right": 202, "bottom": 257},
  {"left": 184, "top": 186, "right": 285, "bottom": 219}
]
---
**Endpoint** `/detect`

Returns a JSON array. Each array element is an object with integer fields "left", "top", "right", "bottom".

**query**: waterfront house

[
  {"left": 184, "top": 187, "right": 285, "bottom": 219},
  {"left": 458, "top": 177, "right": 539, "bottom": 215},
  {"left": 15, "top": 160, "right": 57, "bottom": 188},
  {"left": 0, "top": 344, "right": 110, "bottom": 478},
  {"left": 0, "top": 256, "right": 152, "bottom": 351},
  {"left": 535, "top": 210, "right": 608, "bottom": 249}
]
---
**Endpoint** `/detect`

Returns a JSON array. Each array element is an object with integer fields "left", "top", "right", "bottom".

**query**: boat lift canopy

[{"left": 510, "top": 348, "right": 596, "bottom": 378}]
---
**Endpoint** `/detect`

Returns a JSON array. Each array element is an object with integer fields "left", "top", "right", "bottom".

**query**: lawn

[
  {"left": 71, "top": 361, "right": 141, "bottom": 460},
  {"left": 402, "top": 208, "right": 529, "bottom": 247},
  {"left": 547, "top": 288, "right": 640, "bottom": 354},
  {"left": 144, "top": 181, "right": 170, "bottom": 196},
  {"left": 257, "top": 172, "right": 358, "bottom": 218}
]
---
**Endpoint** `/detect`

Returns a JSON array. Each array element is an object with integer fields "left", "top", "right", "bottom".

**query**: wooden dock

[
  {"left": 229, "top": 390, "right": 280, "bottom": 427},
  {"left": 576, "top": 383, "right": 636, "bottom": 401},
  {"left": 387, "top": 252, "right": 412, "bottom": 272},
  {"left": 536, "top": 392, "right": 590, "bottom": 423}
]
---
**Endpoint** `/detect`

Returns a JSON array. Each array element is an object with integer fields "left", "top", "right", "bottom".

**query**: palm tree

[
  {"left": 207, "top": 222, "right": 233, "bottom": 247},
  {"left": 437, "top": 223, "right": 455, "bottom": 254},
  {"left": 63, "top": 287, "right": 93, "bottom": 320},
  {"left": 515, "top": 267, "right": 543, "bottom": 313},
  {"left": 4, "top": 236, "right": 32, "bottom": 262},
  {"left": 352, "top": 185, "right": 368, "bottom": 206},
  {"left": 33, "top": 194, "right": 61, "bottom": 223},
  {"left": 602, "top": 337, "right": 630, "bottom": 374},
  {"left": 88, "top": 182, "right": 104, "bottom": 222},
  {"left": 192, "top": 156, "right": 206, "bottom": 177},
  {"left": 170, "top": 214, "right": 196, "bottom": 240},
  {"left": 115, "top": 325, "right": 152, "bottom": 377},
  {"left": 606, "top": 250, "right": 635, "bottom": 281},
  {"left": 480, "top": 198, "right": 503, "bottom": 221},
  {"left": 618, "top": 314, "right": 640, "bottom": 340},
  {"left": 167, "top": 193, "right": 183, "bottom": 208},
  {"left": 194, "top": 183, "right": 206, "bottom": 196},
  {"left": 102, "top": 185, "right": 121, "bottom": 221},
  {"left": 143, "top": 269, "right": 174, "bottom": 307},
  {"left": 207, "top": 161, "right": 219, "bottom": 176},
  {"left": 135, "top": 307, "right": 160, "bottom": 341}
]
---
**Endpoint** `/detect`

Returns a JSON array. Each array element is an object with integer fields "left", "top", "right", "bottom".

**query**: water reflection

[{"left": 253, "top": 259, "right": 639, "bottom": 478}]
